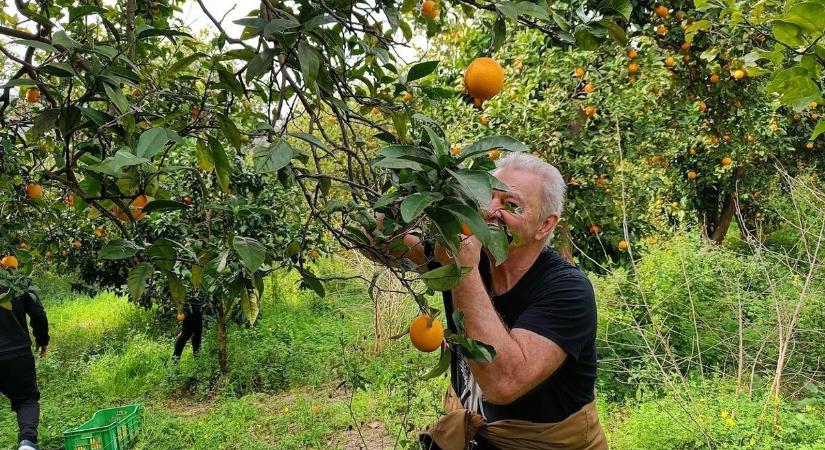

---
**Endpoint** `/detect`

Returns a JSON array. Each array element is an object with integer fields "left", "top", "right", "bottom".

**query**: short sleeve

[{"left": 512, "top": 271, "right": 596, "bottom": 361}]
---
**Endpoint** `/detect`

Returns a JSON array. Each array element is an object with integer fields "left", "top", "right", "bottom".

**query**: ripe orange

[
  {"left": 583, "top": 83, "right": 594, "bottom": 94},
  {"left": 709, "top": 73, "right": 720, "bottom": 84},
  {"left": 65, "top": 194, "right": 75, "bottom": 206},
  {"left": 94, "top": 227, "right": 106, "bottom": 238},
  {"left": 656, "top": 25, "right": 667, "bottom": 36},
  {"left": 509, "top": 91, "right": 518, "bottom": 100},
  {"left": 689, "top": 147, "right": 697, "bottom": 155},
  {"left": 806, "top": 142, "right": 814, "bottom": 150},
  {"left": 190, "top": 105, "right": 201, "bottom": 119},
  {"left": 655, "top": 5, "right": 669, "bottom": 17},
  {"left": 409, "top": 315, "right": 444, "bottom": 352},
  {"left": 450, "top": 146, "right": 461, "bottom": 156},
  {"left": 26, "top": 183, "right": 43, "bottom": 199},
  {"left": 809, "top": 101, "right": 818, "bottom": 109},
  {"left": 697, "top": 101, "right": 707, "bottom": 112},
  {"left": 488, "top": 149, "right": 501, "bottom": 160},
  {"left": 73, "top": 240, "right": 82, "bottom": 249},
  {"left": 177, "top": 312, "right": 185, "bottom": 321},
  {"left": 182, "top": 195, "right": 193, "bottom": 205},
  {"left": 589, "top": 224, "right": 602, "bottom": 234},
  {"left": 723, "top": 134, "right": 731, "bottom": 142},
  {"left": 371, "top": 106, "right": 380, "bottom": 115},
  {"left": 402, "top": 92, "right": 413, "bottom": 102},
  {"left": 479, "top": 115, "right": 490, "bottom": 126},
  {"left": 1, "top": 255, "right": 18, "bottom": 270},
  {"left": 682, "top": 55, "right": 691, "bottom": 63},
  {"left": 595, "top": 176, "right": 608, "bottom": 186},
  {"left": 627, "top": 49, "right": 638, "bottom": 59},
  {"left": 115, "top": 194, "right": 150, "bottom": 221},
  {"left": 664, "top": 57, "right": 675, "bottom": 67},
  {"left": 687, "top": 170, "right": 697, "bottom": 180},
  {"left": 460, "top": 223, "right": 473, "bottom": 236},
  {"left": 309, "top": 249, "right": 321, "bottom": 259},
  {"left": 628, "top": 63, "right": 640, "bottom": 74},
  {"left": 18, "top": 242, "right": 29, "bottom": 250},
  {"left": 584, "top": 106, "right": 597, "bottom": 118},
  {"left": 26, "top": 87, "right": 40, "bottom": 103},
  {"left": 420, "top": 0, "right": 438, "bottom": 19},
  {"left": 574, "top": 67, "right": 586, "bottom": 77},
  {"left": 628, "top": 75, "right": 637, "bottom": 83},
  {"left": 755, "top": 212, "right": 763, "bottom": 220},
  {"left": 61, "top": 250, "right": 68, "bottom": 257},
  {"left": 680, "top": 42, "right": 691, "bottom": 52},
  {"left": 745, "top": 134, "right": 755, "bottom": 143},
  {"left": 131, "top": 88, "right": 141, "bottom": 98},
  {"left": 44, "top": 251, "right": 53, "bottom": 258},
  {"left": 721, "top": 156, "right": 732, "bottom": 166},
  {"left": 464, "top": 57, "right": 505, "bottom": 101},
  {"left": 618, "top": 240, "right": 628, "bottom": 251},
  {"left": 732, "top": 69, "right": 746, "bottom": 80},
  {"left": 811, "top": 113, "right": 819, "bottom": 120}
]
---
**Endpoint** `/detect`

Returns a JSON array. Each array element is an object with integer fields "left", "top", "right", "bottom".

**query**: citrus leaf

[
  {"left": 127, "top": 263, "right": 153, "bottom": 301},
  {"left": 135, "top": 127, "right": 169, "bottom": 159},
  {"left": 400, "top": 192, "right": 443, "bottom": 222},
  {"left": 99, "top": 239, "right": 142, "bottom": 260},
  {"left": 232, "top": 236, "right": 266, "bottom": 273},
  {"left": 421, "top": 263, "right": 472, "bottom": 291}
]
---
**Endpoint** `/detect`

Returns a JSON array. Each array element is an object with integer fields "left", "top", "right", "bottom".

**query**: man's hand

[
  {"left": 435, "top": 234, "right": 482, "bottom": 268},
  {"left": 38, "top": 346, "right": 48, "bottom": 358}
]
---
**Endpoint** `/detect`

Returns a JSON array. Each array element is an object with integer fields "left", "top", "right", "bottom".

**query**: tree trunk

[
  {"left": 710, "top": 192, "right": 737, "bottom": 244},
  {"left": 126, "top": 0, "right": 136, "bottom": 60},
  {"left": 556, "top": 221, "right": 575, "bottom": 264},
  {"left": 217, "top": 303, "right": 228, "bottom": 374}
]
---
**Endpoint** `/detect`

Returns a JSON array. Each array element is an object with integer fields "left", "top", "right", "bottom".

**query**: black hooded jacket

[{"left": 0, "top": 286, "right": 50, "bottom": 360}]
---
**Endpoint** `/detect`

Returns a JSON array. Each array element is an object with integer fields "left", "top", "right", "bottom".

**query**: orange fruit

[
  {"left": 479, "top": 115, "right": 490, "bottom": 126},
  {"left": 371, "top": 106, "right": 380, "bottom": 115},
  {"left": 709, "top": 73, "right": 720, "bottom": 84},
  {"left": 583, "top": 83, "right": 594, "bottom": 94},
  {"left": 177, "top": 312, "right": 185, "bottom": 321},
  {"left": 131, "top": 88, "right": 141, "bottom": 98},
  {"left": 732, "top": 69, "right": 746, "bottom": 80},
  {"left": 657, "top": 25, "right": 667, "bottom": 36},
  {"left": 472, "top": 97, "right": 484, "bottom": 109},
  {"left": 44, "top": 251, "right": 53, "bottom": 258},
  {"left": 628, "top": 63, "right": 640, "bottom": 74},
  {"left": 450, "top": 146, "right": 461, "bottom": 156},
  {"left": 589, "top": 224, "right": 602, "bottom": 234},
  {"left": 697, "top": 101, "right": 707, "bottom": 112},
  {"left": 460, "top": 223, "right": 473, "bottom": 236},
  {"left": 402, "top": 92, "right": 413, "bottom": 102},
  {"left": 721, "top": 156, "right": 732, "bottom": 166},
  {"left": 464, "top": 57, "right": 505, "bottom": 101},
  {"left": 687, "top": 170, "right": 697, "bottom": 180},
  {"left": 420, "top": 0, "right": 438, "bottom": 19},
  {"left": 618, "top": 240, "right": 628, "bottom": 250},
  {"left": 745, "top": 134, "right": 755, "bottom": 143},
  {"left": 409, "top": 315, "right": 444, "bottom": 352},
  {"left": 689, "top": 147, "right": 697, "bottom": 155},
  {"left": 1, "top": 255, "right": 19, "bottom": 269},
  {"left": 61, "top": 250, "right": 68, "bottom": 257},
  {"left": 26, "top": 183, "right": 43, "bottom": 199},
  {"left": 115, "top": 194, "right": 150, "bottom": 221},
  {"left": 509, "top": 91, "right": 518, "bottom": 100},
  {"left": 755, "top": 212, "right": 763, "bottom": 220},
  {"left": 584, "top": 106, "right": 597, "bottom": 117},
  {"left": 595, "top": 176, "right": 608, "bottom": 186},
  {"left": 18, "top": 242, "right": 29, "bottom": 250},
  {"left": 683, "top": 55, "right": 691, "bottom": 63},
  {"left": 627, "top": 49, "right": 638, "bottom": 59},
  {"left": 73, "top": 240, "right": 82, "bottom": 249},
  {"left": 26, "top": 87, "right": 40, "bottom": 103},
  {"left": 675, "top": 10, "right": 686, "bottom": 20},
  {"left": 680, "top": 42, "right": 691, "bottom": 52},
  {"left": 190, "top": 105, "right": 201, "bottom": 119},
  {"left": 809, "top": 101, "right": 818, "bottom": 109},
  {"left": 655, "top": 5, "right": 669, "bottom": 17},
  {"left": 628, "top": 75, "right": 637, "bottom": 83},
  {"left": 574, "top": 67, "right": 586, "bottom": 77},
  {"left": 488, "top": 149, "right": 501, "bottom": 160},
  {"left": 806, "top": 142, "right": 814, "bottom": 150},
  {"left": 182, "top": 195, "right": 193, "bottom": 205},
  {"left": 723, "top": 134, "right": 731, "bottom": 142},
  {"left": 309, "top": 249, "right": 320, "bottom": 259},
  {"left": 94, "top": 227, "right": 106, "bottom": 238},
  {"left": 664, "top": 57, "right": 675, "bottom": 67},
  {"left": 65, "top": 194, "right": 75, "bottom": 206}
]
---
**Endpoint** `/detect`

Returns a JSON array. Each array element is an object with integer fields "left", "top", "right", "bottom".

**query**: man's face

[{"left": 487, "top": 167, "right": 557, "bottom": 246}]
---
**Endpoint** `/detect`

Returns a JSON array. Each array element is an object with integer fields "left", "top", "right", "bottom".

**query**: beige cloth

[{"left": 421, "top": 386, "right": 608, "bottom": 450}]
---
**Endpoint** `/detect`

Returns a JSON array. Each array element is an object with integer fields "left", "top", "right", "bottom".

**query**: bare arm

[{"left": 452, "top": 268, "right": 567, "bottom": 405}]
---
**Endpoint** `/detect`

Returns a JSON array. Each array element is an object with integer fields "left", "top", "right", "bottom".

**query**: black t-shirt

[{"left": 440, "top": 247, "right": 597, "bottom": 423}]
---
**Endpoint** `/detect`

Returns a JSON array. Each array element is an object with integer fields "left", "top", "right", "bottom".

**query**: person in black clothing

[
  {"left": 172, "top": 296, "right": 203, "bottom": 360},
  {"left": 0, "top": 284, "right": 49, "bottom": 450}
]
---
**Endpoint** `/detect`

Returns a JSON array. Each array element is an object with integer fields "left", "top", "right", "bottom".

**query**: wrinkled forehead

[{"left": 492, "top": 167, "right": 544, "bottom": 203}]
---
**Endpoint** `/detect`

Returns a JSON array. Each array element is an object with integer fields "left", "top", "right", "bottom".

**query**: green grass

[{"left": 1, "top": 261, "right": 823, "bottom": 449}]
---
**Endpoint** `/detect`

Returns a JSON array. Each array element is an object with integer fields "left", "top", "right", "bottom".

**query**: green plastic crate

[{"left": 63, "top": 404, "right": 143, "bottom": 450}]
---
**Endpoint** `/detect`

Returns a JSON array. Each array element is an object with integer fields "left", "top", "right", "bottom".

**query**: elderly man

[{"left": 384, "top": 152, "right": 605, "bottom": 450}]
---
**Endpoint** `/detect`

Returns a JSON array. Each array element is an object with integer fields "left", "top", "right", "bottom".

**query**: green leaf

[
  {"left": 253, "top": 138, "right": 294, "bottom": 173},
  {"left": 135, "top": 127, "right": 169, "bottom": 159},
  {"left": 164, "top": 52, "right": 208, "bottom": 78},
  {"left": 11, "top": 39, "right": 58, "bottom": 53},
  {"left": 297, "top": 41, "right": 320, "bottom": 86},
  {"left": 421, "top": 263, "right": 472, "bottom": 291},
  {"left": 246, "top": 49, "right": 275, "bottom": 82},
  {"left": 299, "top": 269, "right": 326, "bottom": 297},
  {"left": 422, "top": 347, "right": 452, "bottom": 379},
  {"left": 103, "top": 82, "right": 129, "bottom": 114},
  {"left": 573, "top": 25, "right": 601, "bottom": 51},
  {"left": 30, "top": 109, "right": 60, "bottom": 136},
  {"left": 99, "top": 239, "right": 142, "bottom": 260},
  {"left": 52, "top": 31, "right": 80, "bottom": 48},
  {"left": 232, "top": 236, "right": 266, "bottom": 273},
  {"left": 167, "top": 271, "right": 186, "bottom": 303},
  {"left": 407, "top": 61, "right": 439, "bottom": 83},
  {"left": 80, "top": 108, "right": 112, "bottom": 126},
  {"left": 127, "top": 263, "right": 153, "bottom": 301},
  {"left": 141, "top": 199, "right": 187, "bottom": 214},
  {"left": 207, "top": 135, "right": 231, "bottom": 192},
  {"left": 597, "top": 19, "right": 627, "bottom": 45},
  {"left": 491, "top": 15, "right": 506, "bottom": 53},
  {"left": 783, "top": 2, "right": 825, "bottom": 33},
  {"left": 217, "top": 114, "right": 242, "bottom": 150},
  {"left": 147, "top": 239, "right": 178, "bottom": 271},
  {"left": 486, "top": 228, "right": 510, "bottom": 265},
  {"left": 240, "top": 283, "right": 259, "bottom": 325},
  {"left": 773, "top": 20, "right": 804, "bottom": 47},
  {"left": 811, "top": 121, "right": 825, "bottom": 141},
  {"left": 443, "top": 202, "right": 491, "bottom": 245},
  {"left": 287, "top": 132, "right": 330, "bottom": 152},
  {"left": 448, "top": 169, "right": 494, "bottom": 207},
  {"left": 458, "top": 135, "right": 528, "bottom": 161},
  {"left": 195, "top": 140, "right": 214, "bottom": 171},
  {"left": 400, "top": 192, "right": 443, "bottom": 222},
  {"left": 87, "top": 150, "right": 149, "bottom": 177},
  {"left": 598, "top": 0, "right": 631, "bottom": 20},
  {"left": 136, "top": 27, "right": 192, "bottom": 41}
]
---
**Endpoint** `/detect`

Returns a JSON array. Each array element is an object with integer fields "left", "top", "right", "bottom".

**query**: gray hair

[{"left": 494, "top": 152, "right": 566, "bottom": 220}]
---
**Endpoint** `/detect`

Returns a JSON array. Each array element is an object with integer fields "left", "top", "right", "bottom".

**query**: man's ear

[{"left": 536, "top": 214, "right": 560, "bottom": 241}]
